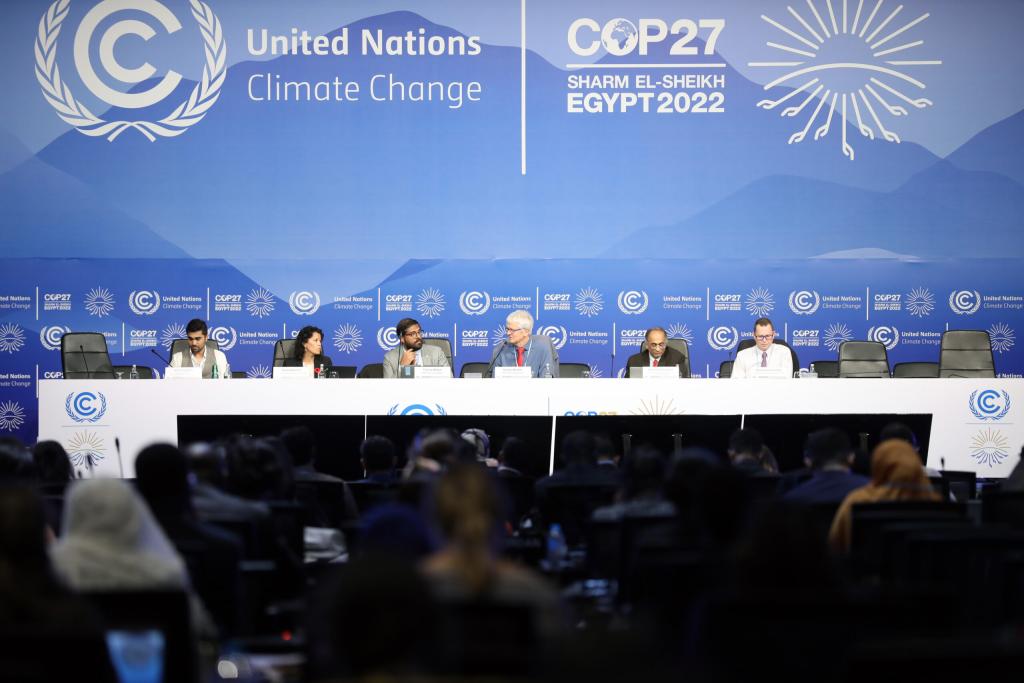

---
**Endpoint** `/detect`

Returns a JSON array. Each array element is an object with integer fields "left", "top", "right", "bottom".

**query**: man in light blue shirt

[{"left": 489, "top": 310, "right": 559, "bottom": 377}]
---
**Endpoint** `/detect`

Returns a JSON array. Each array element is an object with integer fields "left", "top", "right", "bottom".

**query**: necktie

[
  {"left": 516, "top": 346, "right": 525, "bottom": 367},
  {"left": 652, "top": 358, "right": 659, "bottom": 368},
  {"left": 761, "top": 351, "right": 767, "bottom": 368}
]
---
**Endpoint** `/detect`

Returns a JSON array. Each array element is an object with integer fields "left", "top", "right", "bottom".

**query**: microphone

[
  {"left": 79, "top": 344, "right": 91, "bottom": 379},
  {"left": 485, "top": 341, "right": 507, "bottom": 378},
  {"left": 115, "top": 437, "right": 124, "bottom": 479},
  {"left": 150, "top": 348, "right": 171, "bottom": 366}
]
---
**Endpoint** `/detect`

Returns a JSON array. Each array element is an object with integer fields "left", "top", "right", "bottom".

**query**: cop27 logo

[
  {"left": 35, "top": 0, "right": 226, "bottom": 141},
  {"left": 750, "top": 0, "right": 940, "bottom": 160},
  {"left": 459, "top": 291, "right": 491, "bottom": 315},
  {"left": 65, "top": 391, "right": 107, "bottom": 423},
  {"left": 387, "top": 403, "right": 447, "bottom": 416},
  {"left": 949, "top": 290, "right": 981, "bottom": 315},
  {"left": 969, "top": 390, "right": 1011, "bottom": 421},
  {"left": 707, "top": 326, "right": 739, "bottom": 351},
  {"left": 788, "top": 290, "right": 820, "bottom": 315},
  {"left": 128, "top": 290, "right": 161, "bottom": 315},
  {"left": 617, "top": 290, "right": 649, "bottom": 315}
]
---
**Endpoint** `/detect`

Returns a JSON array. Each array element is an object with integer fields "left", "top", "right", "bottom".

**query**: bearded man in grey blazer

[{"left": 382, "top": 318, "right": 451, "bottom": 378}]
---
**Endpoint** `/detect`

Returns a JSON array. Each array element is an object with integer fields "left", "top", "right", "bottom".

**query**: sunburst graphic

[
  {"left": 745, "top": 287, "right": 775, "bottom": 317},
  {"left": 492, "top": 323, "right": 509, "bottom": 346},
  {"left": 0, "top": 323, "right": 26, "bottom": 353},
  {"left": 84, "top": 287, "right": 115, "bottom": 317},
  {"left": 333, "top": 323, "right": 363, "bottom": 353},
  {"left": 0, "top": 401, "right": 25, "bottom": 431},
  {"left": 247, "top": 364, "right": 273, "bottom": 378},
  {"left": 66, "top": 431, "right": 105, "bottom": 469},
  {"left": 587, "top": 364, "right": 604, "bottom": 378},
  {"left": 969, "top": 428, "right": 1009, "bottom": 467},
  {"left": 160, "top": 323, "right": 188, "bottom": 349},
  {"left": 750, "top": 0, "right": 941, "bottom": 160},
  {"left": 575, "top": 287, "right": 604, "bottom": 317},
  {"left": 630, "top": 395, "right": 685, "bottom": 416},
  {"left": 416, "top": 288, "right": 446, "bottom": 318},
  {"left": 665, "top": 323, "right": 695, "bottom": 344},
  {"left": 988, "top": 323, "right": 1015, "bottom": 354},
  {"left": 246, "top": 288, "right": 276, "bottom": 318},
  {"left": 905, "top": 287, "right": 934, "bottom": 317},
  {"left": 824, "top": 322, "right": 854, "bottom": 351}
]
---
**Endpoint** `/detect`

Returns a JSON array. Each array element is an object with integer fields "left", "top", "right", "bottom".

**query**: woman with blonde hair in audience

[{"left": 829, "top": 438, "right": 940, "bottom": 553}]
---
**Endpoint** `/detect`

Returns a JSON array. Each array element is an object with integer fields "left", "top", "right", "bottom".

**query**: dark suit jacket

[
  {"left": 283, "top": 354, "right": 334, "bottom": 370},
  {"left": 626, "top": 347, "right": 689, "bottom": 377}
]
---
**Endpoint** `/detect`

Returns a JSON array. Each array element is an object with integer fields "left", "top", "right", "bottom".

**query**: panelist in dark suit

[
  {"left": 626, "top": 327, "right": 688, "bottom": 377},
  {"left": 284, "top": 325, "right": 333, "bottom": 375}
]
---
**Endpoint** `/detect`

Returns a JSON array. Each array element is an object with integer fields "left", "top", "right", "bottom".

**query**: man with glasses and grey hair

[
  {"left": 489, "top": 309, "right": 560, "bottom": 377},
  {"left": 383, "top": 318, "right": 450, "bottom": 378},
  {"left": 626, "top": 327, "right": 688, "bottom": 376},
  {"left": 731, "top": 317, "right": 793, "bottom": 379}
]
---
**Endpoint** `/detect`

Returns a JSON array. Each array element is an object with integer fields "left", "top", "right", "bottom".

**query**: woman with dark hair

[
  {"left": 285, "top": 325, "right": 333, "bottom": 375},
  {"left": 32, "top": 440, "right": 72, "bottom": 488}
]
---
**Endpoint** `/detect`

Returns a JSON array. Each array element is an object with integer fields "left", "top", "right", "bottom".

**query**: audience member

[
  {"left": 281, "top": 426, "right": 357, "bottom": 525},
  {"left": 536, "top": 431, "right": 619, "bottom": 495},
  {"left": 32, "top": 440, "right": 72, "bottom": 488},
  {"left": 357, "top": 435, "right": 399, "bottom": 484},
  {"left": 357, "top": 503, "right": 437, "bottom": 560},
  {"left": 727, "top": 428, "right": 776, "bottom": 475},
  {"left": 783, "top": 429, "right": 870, "bottom": 504},
  {"left": 462, "top": 428, "right": 498, "bottom": 467},
  {"left": 185, "top": 441, "right": 270, "bottom": 522},
  {"left": 495, "top": 437, "right": 531, "bottom": 479},
  {"left": 665, "top": 448, "right": 751, "bottom": 550},
  {"left": 829, "top": 439, "right": 941, "bottom": 553},
  {"left": 223, "top": 436, "right": 290, "bottom": 501},
  {"left": 594, "top": 434, "right": 621, "bottom": 473},
  {"left": 880, "top": 421, "right": 939, "bottom": 475},
  {"left": 593, "top": 446, "right": 675, "bottom": 520}
]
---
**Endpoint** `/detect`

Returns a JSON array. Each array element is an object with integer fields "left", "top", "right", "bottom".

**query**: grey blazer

[{"left": 382, "top": 344, "right": 450, "bottom": 378}]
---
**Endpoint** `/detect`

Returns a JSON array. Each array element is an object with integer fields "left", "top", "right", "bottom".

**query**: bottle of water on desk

[
  {"left": 129, "top": 364, "right": 139, "bottom": 380},
  {"left": 541, "top": 362, "right": 553, "bottom": 378},
  {"left": 211, "top": 363, "right": 219, "bottom": 379}
]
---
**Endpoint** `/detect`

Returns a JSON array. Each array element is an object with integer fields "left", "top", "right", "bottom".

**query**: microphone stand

[{"left": 484, "top": 341, "right": 507, "bottom": 378}]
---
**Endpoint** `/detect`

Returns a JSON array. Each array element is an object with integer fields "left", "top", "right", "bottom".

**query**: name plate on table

[
  {"left": 163, "top": 367, "right": 201, "bottom": 380},
  {"left": 414, "top": 366, "right": 452, "bottom": 379},
  {"left": 273, "top": 366, "right": 312, "bottom": 380},
  {"left": 750, "top": 367, "right": 789, "bottom": 379},
  {"left": 494, "top": 366, "right": 532, "bottom": 379},
  {"left": 630, "top": 366, "right": 679, "bottom": 379}
]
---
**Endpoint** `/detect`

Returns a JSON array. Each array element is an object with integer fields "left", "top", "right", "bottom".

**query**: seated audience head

[
  {"left": 804, "top": 428, "right": 855, "bottom": 470},
  {"left": 134, "top": 443, "right": 191, "bottom": 515},
  {"left": 560, "top": 430, "right": 596, "bottom": 467},
  {"left": 728, "top": 428, "right": 770, "bottom": 473},
  {"left": 879, "top": 421, "right": 919, "bottom": 451},
  {"left": 293, "top": 325, "right": 324, "bottom": 362},
  {"left": 505, "top": 309, "right": 534, "bottom": 347},
  {"left": 360, "top": 435, "right": 397, "bottom": 477},
  {"left": 753, "top": 317, "right": 776, "bottom": 352},
  {"left": 395, "top": 317, "right": 424, "bottom": 351},
  {"left": 281, "top": 425, "right": 316, "bottom": 468},
  {"left": 185, "top": 318, "right": 208, "bottom": 355},
  {"left": 461, "top": 428, "right": 491, "bottom": 462},
  {"left": 32, "top": 440, "right": 72, "bottom": 484},
  {"left": 432, "top": 463, "right": 502, "bottom": 593},
  {"left": 184, "top": 441, "right": 224, "bottom": 486},
  {"left": 497, "top": 436, "right": 532, "bottom": 474},
  {"left": 869, "top": 438, "right": 934, "bottom": 494},
  {"left": 645, "top": 326, "right": 669, "bottom": 360},
  {"left": 667, "top": 448, "right": 751, "bottom": 548},
  {"left": 594, "top": 434, "right": 619, "bottom": 467},
  {"left": 223, "top": 436, "right": 288, "bottom": 500},
  {"left": 358, "top": 503, "right": 435, "bottom": 560},
  {"left": 620, "top": 446, "right": 667, "bottom": 500}
]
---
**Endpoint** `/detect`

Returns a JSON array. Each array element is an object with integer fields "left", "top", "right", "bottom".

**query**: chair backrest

[
  {"left": 892, "top": 362, "right": 939, "bottom": 378},
  {"left": 460, "top": 362, "right": 490, "bottom": 377},
  {"left": 169, "top": 338, "right": 219, "bottom": 358},
  {"left": 939, "top": 330, "right": 995, "bottom": 378},
  {"left": 640, "top": 338, "right": 691, "bottom": 377},
  {"left": 61, "top": 332, "right": 114, "bottom": 379},
  {"left": 358, "top": 363, "right": 384, "bottom": 378},
  {"left": 718, "top": 360, "right": 734, "bottom": 378},
  {"left": 809, "top": 360, "right": 839, "bottom": 377},
  {"left": 422, "top": 337, "right": 453, "bottom": 368},
  {"left": 737, "top": 338, "right": 800, "bottom": 372},
  {"left": 111, "top": 365, "right": 157, "bottom": 379},
  {"left": 838, "top": 341, "right": 890, "bottom": 378},
  {"left": 558, "top": 362, "right": 591, "bottom": 378},
  {"left": 273, "top": 339, "right": 297, "bottom": 367}
]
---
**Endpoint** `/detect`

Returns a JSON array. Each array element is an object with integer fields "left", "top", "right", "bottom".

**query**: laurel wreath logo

[
  {"left": 968, "top": 390, "right": 1011, "bottom": 421},
  {"left": 65, "top": 391, "right": 108, "bottom": 423},
  {"left": 35, "top": 0, "right": 226, "bottom": 141}
]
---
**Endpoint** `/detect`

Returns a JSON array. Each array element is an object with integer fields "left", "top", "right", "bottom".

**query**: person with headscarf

[{"left": 828, "top": 439, "right": 940, "bottom": 553}]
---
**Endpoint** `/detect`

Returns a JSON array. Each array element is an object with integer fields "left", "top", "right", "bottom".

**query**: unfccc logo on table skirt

[
  {"left": 388, "top": 403, "right": 447, "bottom": 416},
  {"left": 35, "top": 0, "right": 226, "bottom": 141},
  {"left": 969, "top": 389, "right": 1010, "bottom": 421},
  {"left": 65, "top": 391, "right": 107, "bottom": 423}
]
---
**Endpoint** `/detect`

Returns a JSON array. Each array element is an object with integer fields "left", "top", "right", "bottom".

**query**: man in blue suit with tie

[{"left": 489, "top": 309, "right": 559, "bottom": 378}]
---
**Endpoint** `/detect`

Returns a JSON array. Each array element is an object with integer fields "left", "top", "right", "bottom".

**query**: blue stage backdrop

[{"left": 1, "top": 1, "right": 1022, "bottom": 451}]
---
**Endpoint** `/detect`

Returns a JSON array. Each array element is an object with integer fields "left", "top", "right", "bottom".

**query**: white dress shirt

[{"left": 731, "top": 343, "right": 793, "bottom": 379}]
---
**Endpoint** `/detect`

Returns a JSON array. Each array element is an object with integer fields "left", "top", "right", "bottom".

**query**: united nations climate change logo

[
  {"left": 969, "top": 389, "right": 1010, "bottom": 421},
  {"left": 128, "top": 290, "right": 161, "bottom": 315},
  {"left": 0, "top": 401, "right": 26, "bottom": 432},
  {"left": 40, "top": 325, "right": 71, "bottom": 351},
  {"left": 750, "top": 0, "right": 940, "bottom": 159},
  {"left": 537, "top": 325, "right": 568, "bottom": 350},
  {"left": 867, "top": 325, "right": 899, "bottom": 350},
  {"left": 0, "top": 324, "right": 26, "bottom": 354},
  {"left": 949, "top": 289, "right": 981, "bottom": 315},
  {"left": 289, "top": 290, "right": 321, "bottom": 316},
  {"left": 65, "top": 391, "right": 107, "bottom": 423},
  {"left": 333, "top": 323, "right": 362, "bottom": 353},
  {"left": 789, "top": 290, "right": 820, "bottom": 315},
  {"left": 969, "top": 428, "right": 1009, "bottom": 468},
  {"left": 377, "top": 326, "right": 401, "bottom": 350},
  {"left": 388, "top": 403, "right": 447, "bottom": 416},
  {"left": 707, "top": 326, "right": 739, "bottom": 351},
  {"left": 459, "top": 291, "right": 491, "bottom": 316},
  {"left": 208, "top": 325, "right": 236, "bottom": 351},
  {"left": 575, "top": 288, "right": 604, "bottom": 317},
  {"left": 617, "top": 290, "right": 648, "bottom": 315},
  {"left": 35, "top": 0, "right": 226, "bottom": 141}
]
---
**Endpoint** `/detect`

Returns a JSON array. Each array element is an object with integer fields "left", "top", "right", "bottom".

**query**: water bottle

[
  {"left": 547, "top": 523, "right": 568, "bottom": 566},
  {"left": 211, "top": 362, "right": 219, "bottom": 379},
  {"left": 129, "top": 364, "right": 139, "bottom": 380},
  {"left": 318, "top": 363, "right": 325, "bottom": 379},
  {"left": 542, "top": 362, "right": 552, "bottom": 378}
]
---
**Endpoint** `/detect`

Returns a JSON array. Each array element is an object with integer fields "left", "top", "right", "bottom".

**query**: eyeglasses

[
  {"left": 403, "top": 330, "right": 423, "bottom": 337},
  {"left": 505, "top": 327, "right": 524, "bottom": 334},
  {"left": 755, "top": 334, "right": 775, "bottom": 341}
]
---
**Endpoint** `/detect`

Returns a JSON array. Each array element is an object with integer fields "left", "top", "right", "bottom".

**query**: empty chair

[
  {"left": 273, "top": 339, "right": 298, "bottom": 367},
  {"left": 61, "top": 332, "right": 115, "bottom": 379},
  {"left": 939, "top": 330, "right": 996, "bottom": 378},
  {"left": 718, "top": 360, "right": 734, "bottom": 378},
  {"left": 809, "top": 360, "right": 839, "bottom": 377},
  {"left": 358, "top": 363, "right": 384, "bottom": 378},
  {"left": 558, "top": 363, "right": 591, "bottom": 378},
  {"left": 838, "top": 341, "right": 890, "bottom": 378},
  {"left": 111, "top": 365, "right": 157, "bottom": 379},
  {"left": 422, "top": 338, "right": 454, "bottom": 369},
  {"left": 893, "top": 362, "right": 939, "bottom": 378},
  {"left": 459, "top": 362, "right": 489, "bottom": 377}
]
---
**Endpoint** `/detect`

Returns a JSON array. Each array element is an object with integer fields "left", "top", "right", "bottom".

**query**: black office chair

[
  {"left": 558, "top": 363, "right": 591, "bottom": 378},
  {"left": 718, "top": 360, "right": 734, "bottom": 378},
  {"left": 169, "top": 338, "right": 219, "bottom": 359},
  {"left": 422, "top": 337, "right": 454, "bottom": 369},
  {"left": 736, "top": 338, "right": 800, "bottom": 373},
  {"left": 809, "top": 360, "right": 839, "bottom": 377},
  {"left": 640, "top": 338, "right": 691, "bottom": 377},
  {"left": 61, "top": 332, "right": 115, "bottom": 379},
  {"left": 273, "top": 339, "right": 298, "bottom": 367},
  {"left": 837, "top": 341, "right": 890, "bottom": 378},
  {"left": 460, "top": 362, "right": 490, "bottom": 377},
  {"left": 892, "top": 362, "right": 939, "bottom": 378},
  {"left": 111, "top": 365, "right": 157, "bottom": 379},
  {"left": 358, "top": 363, "right": 384, "bottom": 378},
  {"left": 939, "top": 330, "right": 996, "bottom": 378}
]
